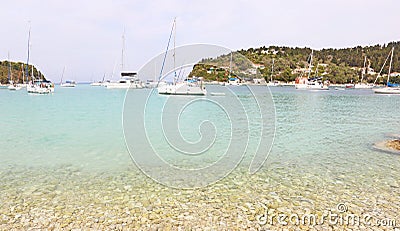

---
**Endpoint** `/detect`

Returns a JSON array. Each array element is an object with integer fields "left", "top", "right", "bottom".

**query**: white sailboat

[
  {"left": 27, "top": 68, "right": 54, "bottom": 94},
  {"left": 354, "top": 56, "right": 374, "bottom": 89},
  {"left": 91, "top": 74, "right": 104, "bottom": 86},
  {"left": 60, "top": 67, "right": 76, "bottom": 87},
  {"left": 17, "top": 64, "right": 28, "bottom": 89},
  {"left": 7, "top": 53, "right": 22, "bottom": 91},
  {"left": 106, "top": 30, "right": 144, "bottom": 89},
  {"left": 157, "top": 18, "right": 206, "bottom": 95},
  {"left": 266, "top": 58, "right": 280, "bottom": 86},
  {"left": 25, "top": 26, "right": 54, "bottom": 94},
  {"left": 106, "top": 72, "right": 144, "bottom": 89},
  {"left": 60, "top": 80, "right": 76, "bottom": 87},
  {"left": 226, "top": 52, "right": 242, "bottom": 86},
  {"left": 373, "top": 47, "right": 400, "bottom": 94},
  {"left": 295, "top": 50, "right": 329, "bottom": 90}
]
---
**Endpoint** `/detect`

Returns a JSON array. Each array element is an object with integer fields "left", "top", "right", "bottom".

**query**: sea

[{"left": 0, "top": 84, "right": 399, "bottom": 230}]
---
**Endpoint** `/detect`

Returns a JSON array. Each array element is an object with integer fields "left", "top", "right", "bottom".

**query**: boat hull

[
  {"left": 27, "top": 86, "right": 51, "bottom": 94},
  {"left": 295, "top": 84, "right": 329, "bottom": 90},
  {"left": 60, "top": 83, "right": 76, "bottom": 87},
  {"left": 105, "top": 83, "right": 144, "bottom": 89},
  {"left": 373, "top": 87, "right": 400, "bottom": 94},
  {"left": 157, "top": 83, "right": 206, "bottom": 95},
  {"left": 354, "top": 84, "right": 374, "bottom": 89}
]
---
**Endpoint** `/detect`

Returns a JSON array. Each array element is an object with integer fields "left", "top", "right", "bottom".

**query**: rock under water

[{"left": 386, "top": 139, "right": 400, "bottom": 151}]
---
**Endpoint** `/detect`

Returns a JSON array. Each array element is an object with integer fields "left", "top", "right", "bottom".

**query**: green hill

[
  {"left": 190, "top": 41, "right": 400, "bottom": 84},
  {"left": 0, "top": 61, "right": 46, "bottom": 84}
]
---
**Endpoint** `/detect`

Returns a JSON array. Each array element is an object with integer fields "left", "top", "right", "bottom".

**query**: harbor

[
  {"left": 1, "top": 85, "right": 399, "bottom": 229},
  {"left": 1, "top": 0, "right": 400, "bottom": 230}
]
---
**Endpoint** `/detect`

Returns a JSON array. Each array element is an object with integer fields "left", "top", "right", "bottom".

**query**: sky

[{"left": 0, "top": 0, "right": 399, "bottom": 82}]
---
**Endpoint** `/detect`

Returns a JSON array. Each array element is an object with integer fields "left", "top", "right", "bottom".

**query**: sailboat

[
  {"left": 17, "top": 64, "right": 27, "bottom": 88},
  {"left": 373, "top": 47, "right": 400, "bottom": 94},
  {"left": 355, "top": 56, "right": 374, "bottom": 89},
  {"left": 7, "top": 53, "right": 22, "bottom": 91},
  {"left": 25, "top": 26, "right": 54, "bottom": 94},
  {"left": 266, "top": 59, "right": 280, "bottom": 86},
  {"left": 226, "top": 52, "right": 242, "bottom": 86},
  {"left": 106, "top": 30, "right": 143, "bottom": 89},
  {"left": 27, "top": 68, "right": 54, "bottom": 94},
  {"left": 90, "top": 73, "right": 105, "bottom": 86},
  {"left": 60, "top": 67, "right": 76, "bottom": 87},
  {"left": 295, "top": 50, "right": 329, "bottom": 90},
  {"left": 157, "top": 18, "right": 206, "bottom": 95}
]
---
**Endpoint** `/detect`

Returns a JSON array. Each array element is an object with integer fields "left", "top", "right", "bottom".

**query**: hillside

[
  {"left": 0, "top": 61, "right": 45, "bottom": 84},
  {"left": 190, "top": 41, "right": 400, "bottom": 84}
]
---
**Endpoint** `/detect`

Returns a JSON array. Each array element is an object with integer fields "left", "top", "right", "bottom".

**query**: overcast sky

[{"left": 0, "top": 0, "right": 399, "bottom": 82}]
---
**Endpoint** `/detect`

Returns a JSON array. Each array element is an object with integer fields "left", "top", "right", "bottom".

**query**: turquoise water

[
  {"left": 0, "top": 86, "right": 128, "bottom": 171},
  {"left": 1, "top": 85, "right": 399, "bottom": 229}
]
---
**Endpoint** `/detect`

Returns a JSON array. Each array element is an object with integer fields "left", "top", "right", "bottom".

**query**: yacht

[
  {"left": 90, "top": 81, "right": 103, "bottom": 86},
  {"left": 374, "top": 87, "right": 400, "bottom": 94},
  {"left": 60, "top": 80, "right": 77, "bottom": 87},
  {"left": 156, "top": 18, "right": 206, "bottom": 96},
  {"left": 227, "top": 77, "right": 242, "bottom": 86},
  {"left": 373, "top": 48, "right": 400, "bottom": 94},
  {"left": 27, "top": 80, "right": 54, "bottom": 94},
  {"left": 354, "top": 83, "right": 374, "bottom": 89},
  {"left": 8, "top": 81, "right": 22, "bottom": 91},
  {"left": 295, "top": 76, "right": 329, "bottom": 90},
  {"left": 105, "top": 72, "right": 144, "bottom": 89},
  {"left": 266, "top": 58, "right": 281, "bottom": 86},
  {"left": 295, "top": 51, "right": 329, "bottom": 90},
  {"left": 354, "top": 56, "right": 374, "bottom": 89},
  {"left": 158, "top": 78, "right": 206, "bottom": 95}
]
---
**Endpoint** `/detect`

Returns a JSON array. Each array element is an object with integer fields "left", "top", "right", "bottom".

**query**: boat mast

[
  {"left": 361, "top": 55, "right": 367, "bottom": 82},
  {"left": 173, "top": 18, "right": 177, "bottom": 84},
  {"left": 270, "top": 58, "right": 274, "bottom": 82},
  {"left": 387, "top": 47, "right": 394, "bottom": 86},
  {"left": 121, "top": 28, "right": 125, "bottom": 72},
  {"left": 308, "top": 50, "right": 313, "bottom": 79},
  {"left": 157, "top": 17, "right": 175, "bottom": 86},
  {"left": 60, "top": 66, "right": 66, "bottom": 85},
  {"left": 21, "top": 64, "right": 24, "bottom": 84},
  {"left": 25, "top": 24, "right": 31, "bottom": 83},
  {"left": 373, "top": 49, "right": 391, "bottom": 85},
  {"left": 7, "top": 52, "right": 11, "bottom": 83},
  {"left": 229, "top": 51, "right": 232, "bottom": 78}
]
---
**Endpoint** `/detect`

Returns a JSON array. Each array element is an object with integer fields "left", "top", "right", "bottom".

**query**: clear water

[{"left": 1, "top": 85, "right": 399, "bottom": 229}]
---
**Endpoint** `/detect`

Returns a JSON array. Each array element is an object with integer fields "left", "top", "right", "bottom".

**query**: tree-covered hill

[
  {"left": 0, "top": 61, "right": 45, "bottom": 84},
  {"left": 190, "top": 41, "right": 400, "bottom": 84}
]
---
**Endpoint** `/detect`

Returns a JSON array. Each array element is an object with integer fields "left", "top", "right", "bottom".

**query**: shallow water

[{"left": 0, "top": 85, "right": 399, "bottom": 230}]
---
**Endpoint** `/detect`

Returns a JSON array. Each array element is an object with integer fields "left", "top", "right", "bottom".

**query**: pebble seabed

[{"left": 1, "top": 162, "right": 399, "bottom": 230}]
